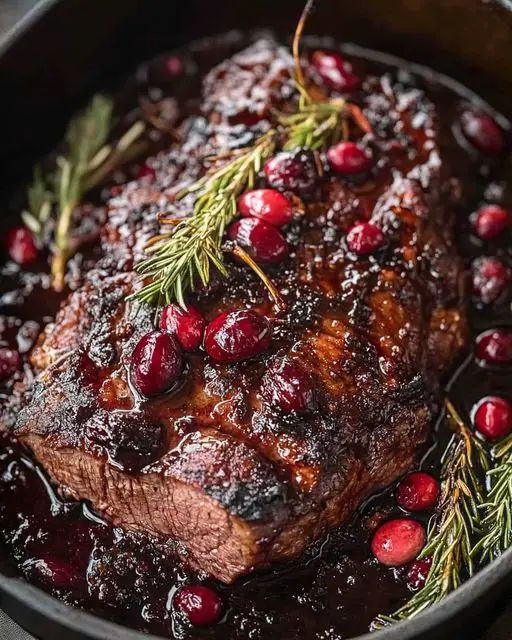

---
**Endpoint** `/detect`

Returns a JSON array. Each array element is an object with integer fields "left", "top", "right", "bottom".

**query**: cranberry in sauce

[
  {"left": 460, "top": 110, "right": 506, "bottom": 155},
  {"left": 5, "top": 226, "right": 39, "bottom": 266},
  {"left": 311, "top": 50, "right": 361, "bottom": 92},
  {"left": 264, "top": 149, "right": 318, "bottom": 196},
  {"left": 473, "top": 396, "right": 512, "bottom": 441},
  {"left": 160, "top": 303, "right": 206, "bottom": 351},
  {"left": 347, "top": 222, "right": 384, "bottom": 256},
  {"left": 472, "top": 205, "right": 510, "bottom": 240},
  {"left": 164, "top": 55, "right": 184, "bottom": 77},
  {"left": 228, "top": 218, "right": 289, "bottom": 264},
  {"left": 261, "top": 357, "right": 316, "bottom": 412},
  {"left": 130, "top": 331, "right": 183, "bottom": 396},
  {"left": 396, "top": 472, "right": 440, "bottom": 512},
  {"left": 475, "top": 329, "right": 512, "bottom": 365},
  {"left": 371, "top": 518, "right": 426, "bottom": 567},
  {"left": 137, "top": 164, "right": 157, "bottom": 181},
  {"left": 472, "top": 257, "right": 510, "bottom": 303},
  {"left": 406, "top": 556, "right": 432, "bottom": 591},
  {"left": 327, "top": 141, "right": 372, "bottom": 174},
  {"left": 174, "top": 585, "right": 223, "bottom": 627},
  {"left": 238, "top": 189, "right": 294, "bottom": 227},
  {"left": 0, "top": 347, "right": 21, "bottom": 380},
  {"left": 204, "top": 310, "right": 271, "bottom": 363}
]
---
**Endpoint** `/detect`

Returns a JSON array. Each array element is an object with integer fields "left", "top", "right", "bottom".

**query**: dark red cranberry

[
  {"left": 327, "top": 141, "right": 372, "bottom": 175},
  {"left": 396, "top": 472, "right": 440, "bottom": 512},
  {"left": 264, "top": 149, "right": 318, "bottom": 196},
  {"left": 32, "top": 556, "right": 79, "bottom": 589},
  {"left": 371, "top": 518, "right": 426, "bottom": 567},
  {"left": 460, "top": 110, "right": 506, "bottom": 155},
  {"left": 261, "top": 358, "right": 316, "bottom": 413},
  {"left": 160, "top": 303, "right": 206, "bottom": 351},
  {"left": 238, "top": 189, "right": 294, "bottom": 228},
  {"left": 311, "top": 50, "right": 361, "bottom": 92},
  {"left": 475, "top": 329, "right": 512, "bottom": 365},
  {"left": 473, "top": 396, "right": 512, "bottom": 441},
  {"left": 130, "top": 331, "right": 182, "bottom": 397},
  {"left": 137, "top": 164, "right": 156, "bottom": 181},
  {"left": 472, "top": 205, "right": 510, "bottom": 240},
  {"left": 0, "top": 347, "right": 21, "bottom": 380},
  {"left": 347, "top": 222, "right": 384, "bottom": 256},
  {"left": 205, "top": 310, "right": 271, "bottom": 364},
  {"left": 228, "top": 218, "right": 289, "bottom": 264},
  {"left": 406, "top": 556, "right": 432, "bottom": 591},
  {"left": 164, "top": 55, "right": 184, "bottom": 77},
  {"left": 174, "top": 585, "right": 223, "bottom": 627},
  {"left": 5, "top": 226, "right": 39, "bottom": 266},
  {"left": 472, "top": 257, "right": 510, "bottom": 303}
]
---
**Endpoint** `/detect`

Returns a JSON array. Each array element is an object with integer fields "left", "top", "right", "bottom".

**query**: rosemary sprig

[
  {"left": 374, "top": 400, "right": 489, "bottom": 627},
  {"left": 473, "top": 434, "right": 512, "bottom": 562}
]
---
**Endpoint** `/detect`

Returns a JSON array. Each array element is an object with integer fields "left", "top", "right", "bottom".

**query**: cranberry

[
  {"left": 205, "top": 310, "right": 271, "bottom": 363},
  {"left": 346, "top": 222, "right": 384, "bottom": 256},
  {"left": 261, "top": 358, "right": 316, "bottom": 413},
  {"left": 238, "top": 189, "right": 293, "bottom": 228},
  {"left": 406, "top": 557, "right": 432, "bottom": 591},
  {"left": 460, "top": 110, "right": 506, "bottom": 155},
  {"left": 472, "top": 205, "right": 510, "bottom": 240},
  {"left": 473, "top": 396, "right": 512, "bottom": 440},
  {"left": 174, "top": 585, "right": 223, "bottom": 627},
  {"left": 311, "top": 50, "right": 361, "bottom": 92},
  {"left": 32, "top": 556, "right": 79, "bottom": 589},
  {"left": 264, "top": 149, "right": 318, "bottom": 196},
  {"left": 130, "top": 331, "right": 182, "bottom": 396},
  {"left": 396, "top": 472, "right": 440, "bottom": 512},
  {"left": 371, "top": 518, "right": 426, "bottom": 567},
  {"left": 137, "top": 164, "right": 156, "bottom": 181},
  {"left": 160, "top": 304, "right": 206, "bottom": 351},
  {"left": 228, "top": 218, "right": 289, "bottom": 264},
  {"left": 0, "top": 347, "right": 21, "bottom": 380},
  {"left": 164, "top": 55, "right": 184, "bottom": 77},
  {"left": 327, "top": 141, "right": 372, "bottom": 174},
  {"left": 5, "top": 226, "right": 39, "bottom": 266},
  {"left": 475, "top": 329, "right": 512, "bottom": 365},
  {"left": 472, "top": 257, "right": 510, "bottom": 303}
]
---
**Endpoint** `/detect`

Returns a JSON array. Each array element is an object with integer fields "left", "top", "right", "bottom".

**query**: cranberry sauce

[{"left": 0, "top": 34, "right": 510, "bottom": 640}]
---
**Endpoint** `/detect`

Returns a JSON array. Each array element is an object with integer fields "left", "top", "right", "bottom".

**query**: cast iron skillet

[{"left": 0, "top": 1, "right": 511, "bottom": 638}]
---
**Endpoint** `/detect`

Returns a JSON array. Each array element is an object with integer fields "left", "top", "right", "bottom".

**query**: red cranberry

[
  {"left": 137, "top": 164, "right": 156, "bottom": 181},
  {"left": 472, "top": 205, "right": 510, "bottom": 240},
  {"left": 5, "top": 226, "right": 39, "bottom": 266},
  {"left": 32, "top": 556, "right": 79, "bottom": 589},
  {"left": 475, "top": 329, "right": 512, "bottom": 365},
  {"left": 261, "top": 358, "right": 316, "bottom": 413},
  {"left": 473, "top": 396, "right": 512, "bottom": 440},
  {"left": 460, "top": 110, "right": 506, "bottom": 155},
  {"left": 130, "top": 331, "right": 182, "bottom": 397},
  {"left": 346, "top": 222, "right": 384, "bottom": 256},
  {"left": 228, "top": 218, "right": 289, "bottom": 264},
  {"left": 472, "top": 257, "right": 510, "bottom": 303},
  {"left": 238, "top": 189, "right": 293, "bottom": 228},
  {"left": 205, "top": 310, "right": 271, "bottom": 364},
  {"left": 311, "top": 50, "right": 361, "bottom": 92},
  {"left": 0, "top": 348, "right": 21, "bottom": 380},
  {"left": 406, "top": 556, "right": 432, "bottom": 591},
  {"left": 327, "top": 141, "right": 372, "bottom": 174},
  {"left": 160, "top": 304, "right": 206, "bottom": 351},
  {"left": 174, "top": 585, "right": 223, "bottom": 627},
  {"left": 371, "top": 518, "right": 426, "bottom": 567},
  {"left": 396, "top": 472, "right": 440, "bottom": 512},
  {"left": 164, "top": 55, "right": 184, "bottom": 77},
  {"left": 264, "top": 149, "right": 318, "bottom": 196}
]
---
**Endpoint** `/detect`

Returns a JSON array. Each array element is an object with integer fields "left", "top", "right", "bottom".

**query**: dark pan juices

[{"left": 0, "top": 33, "right": 511, "bottom": 639}]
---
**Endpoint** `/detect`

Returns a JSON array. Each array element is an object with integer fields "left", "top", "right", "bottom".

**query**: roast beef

[{"left": 14, "top": 39, "right": 467, "bottom": 583}]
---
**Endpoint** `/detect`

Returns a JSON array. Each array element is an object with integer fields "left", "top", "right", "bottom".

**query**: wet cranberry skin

[
  {"left": 137, "top": 164, "right": 157, "bottom": 181},
  {"left": 261, "top": 358, "right": 316, "bottom": 413},
  {"left": 327, "top": 141, "right": 372, "bottom": 174},
  {"left": 5, "top": 226, "right": 39, "bottom": 266},
  {"left": 472, "top": 257, "right": 510, "bottom": 303},
  {"left": 205, "top": 310, "right": 271, "bottom": 364},
  {"left": 0, "top": 348, "right": 21, "bottom": 380},
  {"left": 238, "top": 189, "right": 294, "bottom": 228},
  {"left": 371, "top": 518, "right": 426, "bottom": 567},
  {"left": 406, "top": 556, "right": 432, "bottom": 591},
  {"left": 174, "top": 585, "right": 223, "bottom": 627},
  {"left": 160, "top": 304, "right": 206, "bottom": 351},
  {"left": 347, "top": 222, "right": 384, "bottom": 256},
  {"left": 130, "top": 331, "right": 182, "bottom": 397},
  {"left": 264, "top": 150, "right": 318, "bottom": 196},
  {"left": 228, "top": 218, "right": 289, "bottom": 264},
  {"left": 312, "top": 50, "right": 361, "bottom": 92},
  {"left": 472, "top": 205, "right": 510, "bottom": 240},
  {"left": 460, "top": 110, "right": 506, "bottom": 155},
  {"left": 396, "top": 472, "right": 440, "bottom": 512},
  {"left": 473, "top": 396, "right": 512, "bottom": 440},
  {"left": 475, "top": 329, "right": 512, "bottom": 365}
]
